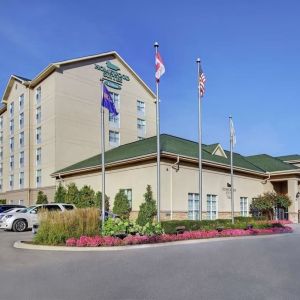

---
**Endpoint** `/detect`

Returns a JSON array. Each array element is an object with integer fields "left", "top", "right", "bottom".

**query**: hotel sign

[{"left": 95, "top": 61, "right": 130, "bottom": 90}]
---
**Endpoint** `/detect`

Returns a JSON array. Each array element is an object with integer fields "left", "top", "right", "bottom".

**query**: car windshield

[
  {"left": 2, "top": 208, "right": 15, "bottom": 213},
  {"left": 20, "top": 206, "right": 35, "bottom": 213}
]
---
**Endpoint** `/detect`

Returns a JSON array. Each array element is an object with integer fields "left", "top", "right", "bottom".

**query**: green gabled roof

[
  {"left": 55, "top": 134, "right": 266, "bottom": 175},
  {"left": 245, "top": 154, "right": 299, "bottom": 172},
  {"left": 277, "top": 154, "right": 300, "bottom": 162},
  {"left": 203, "top": 143, "right": 219, "bottom": 154}
]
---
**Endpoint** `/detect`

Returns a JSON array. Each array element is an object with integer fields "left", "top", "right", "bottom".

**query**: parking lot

[{"left": 1, "top": 226, "right": 300, "bottom": 300}]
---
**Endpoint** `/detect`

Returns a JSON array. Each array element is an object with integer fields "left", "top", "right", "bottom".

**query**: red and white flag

[{"left": 155, "top": 52, "right": 165, "bottom": 82}]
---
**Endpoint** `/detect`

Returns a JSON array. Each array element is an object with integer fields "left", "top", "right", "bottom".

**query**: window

[
  {"left": 10, "top": 137, "right": 14, "bottom": 153},
  {"left": 19, "top": 199, "right": 24, "bottom": 205},
  {"left": 10, "top": 155, "right": 14, "bottom": 172},
  {"left": 109, "top": 112, "right": 120, "bottom": 128},
  {"left": 62, "top": 204, "right": 75, "bottom": 210},
  {"left": 19, "top": 94, "right": 24, "bottom": 111},
  {"left": 111, "top": 92, "right": 120, "bottom": 109},
  {"left": 0, "top": 179, "right": 2, "bottom": 192},
  {"left": 19, "top": 172, "right": 24, "bottom": 189},
  {"left": 36, "top": 169, "right": 41, "bottom": 187},
  {"left": 109, "top": 130, "right": 120, "bottom": 146},
  {"left": 19, "top": 151, "right": 24, "bottom": 168},
  {"left": 36, "top": 148, "right": 41, "bottom": 165},
  {"left": 19, "top": 132, "right": 25, "bottom": 148},
  {"left": 36, "top": 127, "right": 41, "bottom": 144},
  {"left": 137, "top": 118, "right": 146, "bottom": 135},
  {"left": 9, "top": 119, "right": 14, "bottom": 135},
  {"left": 121, "top": 189, "right": 132, "bottom": 208},
  {"left": 240, "top": 197, "right": 248, "bottom": 217},
  {"left": 36, "top": 106, "right": 41, "bottom": 124},
  {"left": 36, "top": 87, "right": 41, "bottom": 105},
  {"left": 0, "top": 132, "right": 3, "bottom": 144},
  {"left": 9, "top": 175, "right": 14, "bottom": 190},
  {"left": 0, "top": 147, "right": 3, "bottom": 161},
  {"left": 137, "top": 100, "right": 145, "bottom": 115},
  {"left": 0, "top": 116, "right": 3, "bottom": 130},
  {"left": 19, "top": 112, "right": 24, "bottom": 129},
  {"left": 9, "top": 102, "right": 14, "bottom": 119},
  {"left": 0, "top": 163, "right": 2, "bottom": 177},
  {"left": 207, "top": 194, "right": 218, "bottom": 220},
  {"left": 188, "top": 193, "right": 200, "bottom": 220}
]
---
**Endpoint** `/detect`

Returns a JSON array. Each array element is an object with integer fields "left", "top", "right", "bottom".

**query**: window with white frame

[
  {"left": 19, "top": 112, "right": 24, "bottom": 129},
  {"left": 109, "top": 130, "right": 120, "bottom": 146},
  {"left": 9, "top": 102, "right": 14, "bottom": 119},
  {"left": 10, "top": 137, "right": 14, "bottom": 153},
  {"left": 19, "top": 151, "right": 24, "bottom": 168},
  {"left": 111, "top": 92, "right": 120, "bottom": 109},
  {"left": 240, "top": 197, "right": 248, "bottom": 217},
  {"left": 188, "top": 193, "right": 200, "bottom": 220},
  {"left": 0, "top": 147, "right": 3, "bottom": 161},
  {"left": 19, "top": 94, "right": 24, "bottom": 111},
  {"left": 0, "top": 132, "right": 3, "bottom": 144},
  {"left": 137, "top": 100, "right": 145, "bottom": 115},
  {"left": 36, "top": 127, "right": 41, "bottom": 144},
  {"left": 9, "top": 174, "right": 14, "bottom": 190},
  {"left": 121, "top": 189, "right": 132, "bottom": 208},
  {"left": 0, "top": 163, "right": 3, "bottom": 177},
  {"left": 137, "top": 118, "right": 146, "bottom": 135},
  {"left": 10, "top": 155, "right": 14, "bottom": 172},
  {"left": 19, "top": 199, "right": 24, "bottom": 205},
  {"left": 36, "top": 169, "right": 41, "bottom": 187},
  {"left": 36, "top": 87, "right": 41, "bottom": 105},
  {"left": 9, "top": 119, "right": 14, "bottom": 135},
  {"left": 36, "top": 148, "right": 41, "bottom": 165},
  {"left": 109, "top": 112, "right": 120, "bottom": 127},
  {"left": 0, "top": 116, "right": 3, "bottom": 130},
  {"left": 0, "top": 179, "right": 2, "bottom": 192},
  {"left": 19, "top": 171, "right": 24, "bottom": 189},
  {"left": 36, "top": 106, "right": 41, "bottom": 124},
  {"left": 19, "top": 131, "right": 24, "bottom": 148},
  {"left": 207, "top": 194, "right": 218, "bottom": 220}
]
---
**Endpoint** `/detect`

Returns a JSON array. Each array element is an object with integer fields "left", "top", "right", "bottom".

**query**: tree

[
  {"left": 136, "top": 185, "right": 157, "bottom": 226},
  {"left": 65, "top": 183, "right": 79, "bottom": 205},
  {"left": 95, "top": 191, "right": 110, "bottom": 211},
  {"left": 77, "top": 185, "right": 95, "bottom": 208},
  {"left": 54, "top": 183, "right": 67, "bottom": 203},
  {"left": 250, "top": 192, "right": 292, "bottom": 220},
  {"left": 36, "top": 191, "right": 48, "bottom": 204},
  {"left": 113, "top": 190, "right": 131, "bottom": 219}
]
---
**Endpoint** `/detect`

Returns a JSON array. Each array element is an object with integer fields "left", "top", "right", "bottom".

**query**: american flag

[{"left": 198, "top": 64, "right": 206, "bottom": 97}]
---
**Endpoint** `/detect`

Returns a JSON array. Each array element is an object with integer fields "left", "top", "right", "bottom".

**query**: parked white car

[{"left": 0, "top": 203, "right": 76, "bottom": 232}]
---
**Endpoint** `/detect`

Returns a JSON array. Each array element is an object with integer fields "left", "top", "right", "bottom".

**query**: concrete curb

[{"left": 13, "top": 232, "right": 292, "bottom": 252}]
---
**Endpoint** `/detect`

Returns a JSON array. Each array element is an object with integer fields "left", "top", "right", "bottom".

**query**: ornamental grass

[{"left": 33, "top": 208, "right": 100, "bottom": 246}]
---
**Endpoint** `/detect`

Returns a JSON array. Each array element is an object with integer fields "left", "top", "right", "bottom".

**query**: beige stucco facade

[
  {"left": 54, "top": 155, "right": 300, "bottom": 223},
  {"left": 0, "top": 52, "right": 156, "bottom": 205}
]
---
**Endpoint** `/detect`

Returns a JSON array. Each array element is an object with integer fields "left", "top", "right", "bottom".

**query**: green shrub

[
  {"left": 136, "top": 185, "right": 157, "bottom": 226},
  {"left": 113, "top": 190, "right": 131, "bottom": 219},
  {"left": 94, "top": 191, "right": 110, "bottom": 212},
  {"left": 0, "top": 199, "right": 6, "bottom": 204},
  {"left": 34, "top": 208, "right": 100, "bottom": 245},
  {"left": 36, "top": 191, "right": 48, "bottom": 204},
  {"left": 77, "top": 185, "right": 95, "bottom": 208},
  {"left": 65, "top": 183, "right": 79, "bottom": 204},
  {"left": 54, "top": 183, "right": 67, "bottom": 203}
]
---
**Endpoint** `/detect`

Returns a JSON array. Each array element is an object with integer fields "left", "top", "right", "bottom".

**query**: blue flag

[{"left": 102, "top": 84, "right": 118, "bottom": 116}]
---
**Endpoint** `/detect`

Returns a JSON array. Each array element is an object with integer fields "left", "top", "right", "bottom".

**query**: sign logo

[{"left": 95, "top": 61, "right": 130, "bottom": 90}]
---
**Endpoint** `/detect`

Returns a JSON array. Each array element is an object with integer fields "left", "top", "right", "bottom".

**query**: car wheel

[{"left": 12, "top": 219, "right": 28, "bottom": 232}]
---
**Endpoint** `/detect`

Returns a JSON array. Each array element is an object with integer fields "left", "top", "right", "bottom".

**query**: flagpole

[
  {"left": 100, "top": 80, "right": 106, "bottom": 233},
  {"left": 196, "top": 58, "right": 202, "bottom": 221},
  {"left": 229, "top": 116, "right": 234, "bottom": 224},
  {"left": 154, "top": 42, "right": 161, "bottom": 222}
]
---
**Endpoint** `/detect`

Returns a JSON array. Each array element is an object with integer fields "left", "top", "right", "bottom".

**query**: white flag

[{"left": 230, "top": 118, "right": 236, "bottom": 146}]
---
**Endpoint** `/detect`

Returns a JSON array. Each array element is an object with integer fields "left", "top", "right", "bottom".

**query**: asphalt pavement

[{"left": 0, "top": 225, "right": 300, "bottom": 300}]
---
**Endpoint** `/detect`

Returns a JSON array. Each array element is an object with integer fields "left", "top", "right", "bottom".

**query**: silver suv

[{"left": 0, "top": 203, "right": 76, "bottom": 232}]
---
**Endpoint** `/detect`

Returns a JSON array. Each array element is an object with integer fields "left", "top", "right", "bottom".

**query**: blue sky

[{"left": 0, "top": 0, "right": 299, "bottom": 156}]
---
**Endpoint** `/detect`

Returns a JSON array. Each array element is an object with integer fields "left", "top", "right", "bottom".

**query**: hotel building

[{"left": 0, "top": 52, "right": 156, "bottom": 205}]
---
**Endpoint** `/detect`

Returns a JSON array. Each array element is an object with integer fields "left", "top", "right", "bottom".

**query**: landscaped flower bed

[{"left": 66, "top": 226, "right": 293, "bottom": 247}]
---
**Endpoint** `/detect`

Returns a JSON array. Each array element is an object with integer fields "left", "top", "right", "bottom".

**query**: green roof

[
  {"left": 277, "top": 154, "right": 300, "bottom": 161},
  {"left": 202, "top": 143, "right": 219, "bottom": 154},
  {"left": 55, "top": 134, "right": 269, "bottom": 175},
  {"left": 245, "top": 154, "right": 299, "bottom": 172}
]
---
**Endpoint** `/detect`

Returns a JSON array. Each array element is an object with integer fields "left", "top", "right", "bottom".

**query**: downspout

[{"left": 170, "top": 155, "right": 180, "bottom": 220}]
